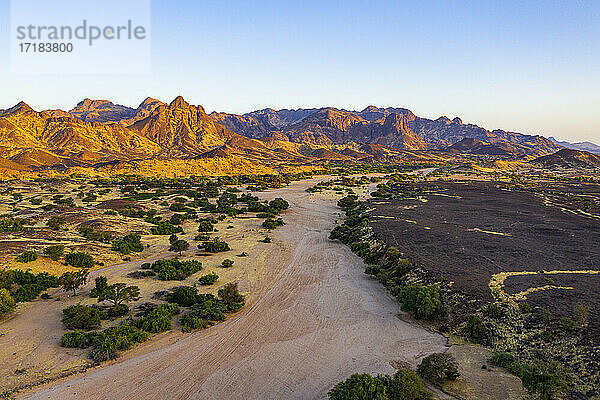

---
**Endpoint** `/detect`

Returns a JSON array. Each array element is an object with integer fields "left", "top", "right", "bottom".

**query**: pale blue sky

[{"left": 1, "top": 0, "right": 599, "bottom": 143}]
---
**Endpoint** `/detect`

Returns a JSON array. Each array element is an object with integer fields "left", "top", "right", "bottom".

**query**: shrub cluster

[
  {"left": 62, "top": 303, "right": 104, "bottom": 330},
  {"left": 198, "top": 273, "right": 219, "bottom": 285},
  {"left": 15, "top": 250, "right": 38, "bottom": 263},
  {"left": 65, "top": 251, "right": 95, "bottom": 269},
  {"left": 141, "top": 258, "right": 202, "bottom": 280},
  {"left": 0, "top": 269, "right": 59, "bottom": 302},
  {"left": 200, "top": 238, "right": 230, "bottom": 253},
  {"left": 151, "top": 221, "right": 183, "bottom": 235},
  {"left": 262, "top": 218, "right": 284, "bottom": 230},
  {"left": 111, "top": 233, "right": 144, "bottom": 255},
  {"left": 168, "top": 283, "right": 245, "bottom": 333},
  {"left": 329, "top": 369, "right": 433, "bottom": 400}
]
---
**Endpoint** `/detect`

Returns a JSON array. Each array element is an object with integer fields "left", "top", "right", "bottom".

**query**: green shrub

[
  {"left": 560, "top": 317, "right": 577, "bottom": 332},
  {"left": 166, "top": 286, "right": 199, "bottom": 307},
  {"left": 111, "top": 233, "right": 144, "bottom": 255},
  {"left": 490, "top": 352, "right": 516, "bottom": 369},
  {"left": 398, "top": 284, "right": 441, "bottom": 320},
  {"left": 518, "top": 302, "right": 532, "bottom": 313},
  {"left": 136, "top": 304, "right": 179, "bottom": 333},
  {"left": 43, "top": 244, "right": 65, "bottom": 261},
  {"left": 169, "top": 239, "right": 189, "bottom": 255},
  {"left": 8, "top": 270, "right": 59, "bottom": 302},
  {"left": 106, "top": 304, "right": 129, "bottom": 318},
  {"left": 197, "top": 220, "right": 214, "bottom": 232},
  {"left": 465, "top": 314, "right": 486, "bottom": 342},
  {"left": 262, "top": 218, "right": 284, "bottom": 230},
  {"left": 262, "top": 236, "right": 272, "bottom": 243},
  {"left": 47, "top": 216, "right": 66, "bottom": 230},
  {"left": 328, "top": 373, "right": 387, "bottom": 400},
  {"left": 268, "top": 198, "right": 289, "bottom": 211},
  {"left": 88, "top": 321, "right": 149, "bottom": 362},
  {"left": 180, "top": 313, "right": 211, "bottom": 333},
  {"left": 200, "top": 238, "right": 230, "bottom": 253},
  {"left": 198, "top": 273, "right": 219, "bottom": 285},
  {"left": 15, "top": 250, "right": 38, "bottom": 263},
  {"left": 90, "top": 276, "right": 108, "bottom": 298},
  {"left": 417, "top": 353, "right": 460, "bottom": 385},
  {"left": 148, "top": 259, "right": 202, "bottom": 280},
  {"left": 519, "top": 360, "right": 568, "bottom": 400},
  {"left": 60, "top": 330, "right": 88, "bottom": 348},
  {"left": 151, "top": 221, "right": 183, "bottom": 235},
  {"left": 65, "top": 252, "right": 95, "bottom": 268},
  {"left": 221, "top": 259, "right": 234, "bottom": 268},
  {"left": 62, "top": 303, "right": 103, "bottom": 330},
  {"left": 0, "top": 288, "right": 16, "bottom": 315},
  {"left": 218, "top": 283, "right": 245, "bottom": 308},
  {"left": 378, "top": 369, "right": 434, "bottom": 400}
]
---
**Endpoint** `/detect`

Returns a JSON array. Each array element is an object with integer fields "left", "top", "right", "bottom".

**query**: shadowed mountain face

[
  {"left": 213, "top": 105, "right": 561, "bottom": 156},
  {"left": 549, "top": 137, "right": 600, "bottom": 155},
  {"left": 532, "top": 149, "right": 600, "bottom": 169}
]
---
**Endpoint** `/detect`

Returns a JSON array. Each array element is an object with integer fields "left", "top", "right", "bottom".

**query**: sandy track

[{"left": 23, "top": 178, "right": 448, "bottom": 400}]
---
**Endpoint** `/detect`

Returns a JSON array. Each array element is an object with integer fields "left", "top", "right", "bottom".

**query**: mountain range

[{"left": 0, "top": 96, "right": 596, "bottom": 174}]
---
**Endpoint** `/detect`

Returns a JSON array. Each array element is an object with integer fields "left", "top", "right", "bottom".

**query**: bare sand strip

[{"left": 22, "top": 179, "right": 448, "bottom": 400}]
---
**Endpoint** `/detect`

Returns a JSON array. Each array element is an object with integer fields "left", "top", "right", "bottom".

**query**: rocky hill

[
  {"left": 213, "top": 105, "right": 562, "bottom": 156},
  {"left": 1, "top": 96, "right": 592, "bottom": 175},
  {"left": 531, "top": 149, "right": 600, "bottom": 169}
]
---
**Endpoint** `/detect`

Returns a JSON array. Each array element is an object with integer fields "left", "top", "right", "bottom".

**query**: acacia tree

[
  {"left": 169, "top": 239, "right": 189, "bottom": 255},
  {"left": 98, "top": 283, "right": 140, "bottom": 306},
  {"left": 59, "top": 268, "right": 90, "bottom": 296}
]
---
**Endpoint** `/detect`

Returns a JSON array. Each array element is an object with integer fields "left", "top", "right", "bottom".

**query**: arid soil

[{"left": 15, "top": 178, "right": 451, "bottom": 400}]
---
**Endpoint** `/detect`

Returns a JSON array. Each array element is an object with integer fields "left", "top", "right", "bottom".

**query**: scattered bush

[
  {"left": 88, "top": 321, "right": 149, "bottom": 362},
  {"left": 59, "top": 269, "right": 90, "bottom": 296},
  {"left": 519, "top": 302, "right": 532, "bottom": 313},
  {"left": 262, "top": 218, "right": 284, "bottom": 230},
  {"left": 416, "top": 353, "right": 460, "bottom": 385},
  {"left": 4, "top": 270, "right": 59, "bottom": 302},
  {"left": 218, "top": 283, "right": 245, "bottom": 308},
  {"left": 111, "top": 233, "right": 144, "bottom": 255},
  {"left": 97, "top": 282, "right": 140, "bottom": 306},
  {"left": 465, "top": 314, "right": 486, "bottom": 342},
  {"left": 221, "top": 259, "right": 234, "bottom": 268},
  {"left": 490, "top": 352, "right": 517, "bottom": 371},
  {"left": 262, "top": 236, "right": 272, "bottom": 243},
  {"left": 573, "top": 303, "right": 590, "bottom": 328},
  {"left": 62, "top": 303, "right": 103, "bottom": 330},
  {"left": 151, "top": 221, "right": 183, "bottom": 235},
  {"left": 47, "top": 216, "right": 66, "bottom": 230},
  {"left": 60, "top": 330, "right": 88, "bottom": 348},
  {"left": 106, "top": 304, "right": 129, "bottom": 318},
  {"left": 169, "top": 239, "right": 189, "bottom": 255},
  {"left": 167, "top": 286, "right": 199, "bottom": 307},
  {"left": 90, "top": 276, "right": 108, "bottom": 298},
  {"left": 519, "top": 360, "right": 569, "bottom": 400},
  {"left": 147, "top": 258, "right": 202, "bottom": 280},
  {"left": 198, "top": 273, "right": 218, "bottom": 285},
  {"left": 15, "top": 250, "right": 38, "bottom": 263},
  {"left": 43, "top": 244, "right": 65, "bottom": 261},
  {"left": 0, "top": 288, "right": 16, "bottom": 316},
  {"left": 197, "top": 220, "right": 215, "bottom": 232},
  {"left": 397, "top": 284, "right": 441, "bottom": 320},
  {"left": 328, "top": 373, "right": 386, "bottom": 400},
  {"left": 560, "top": 317, "right": 577, "bottom": 332},
  {"left": 136, "top": 303, "right": 179, "bottom": 333},
  {"left": 180, "top": 313, "right": 212, "bottom": 332},
  {"left": 65, "top": 251, "right": 95, "bottom": 269},
  {"left": 200, "top": 238, "right": 230, "bottom": 253}
]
